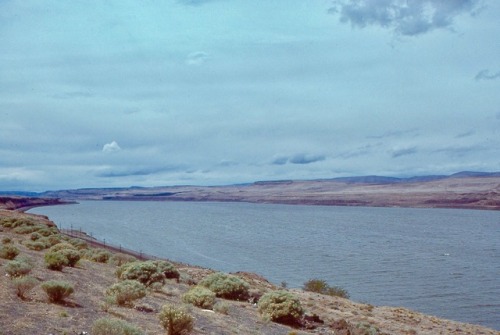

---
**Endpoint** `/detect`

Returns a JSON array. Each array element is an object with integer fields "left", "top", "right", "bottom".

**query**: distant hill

[{"left": 31, "top": 171, "right": 500, "bottom": 211}]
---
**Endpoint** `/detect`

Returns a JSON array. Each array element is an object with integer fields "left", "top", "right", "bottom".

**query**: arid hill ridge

[{"left": 35, "top": 171, "right": 500, "bottom": 210}]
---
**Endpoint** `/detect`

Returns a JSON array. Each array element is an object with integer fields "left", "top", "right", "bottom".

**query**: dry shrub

[
  {"left": 41, "top": 280, "right": 74, "bottom": 303},
  {"left": 158, "top": 304, "right": 194, "bottom": 335},
  {"left": 106, "top": 280, "right": 146, "bottom": 307},
  {"left": 182, "top": 286, "right": 216, "bottom": 309},
  {"left": 257, "top": 290, "right": 304, "bottom": 326},
  {"left": 199, "top": 272, "right": 249, "bottom": 300}
]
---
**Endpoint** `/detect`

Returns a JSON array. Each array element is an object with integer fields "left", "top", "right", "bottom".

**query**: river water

[{"left": 30, "top": 201, "right": 500, "bottom": 330}]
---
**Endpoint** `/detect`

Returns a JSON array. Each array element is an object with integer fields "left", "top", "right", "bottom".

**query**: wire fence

[{"left": 59, "top": 227, "right": 162, "bottom": 262}]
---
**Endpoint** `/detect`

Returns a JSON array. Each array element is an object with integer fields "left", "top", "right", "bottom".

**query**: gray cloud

[
  {"left": 391, "top": 147, "right": 417, "bottom": 158},
  {"left": 330, "top": 0, "right": 480, "bottom": 36},
  {"left": 456, "top": 130, "right": 475, "bottom": 138},
  {"left": 272, "top": 154, "right": 326, "bottom": 165},
  {"left": 475, "top": 69, "right": 500, "bottom": 81}
]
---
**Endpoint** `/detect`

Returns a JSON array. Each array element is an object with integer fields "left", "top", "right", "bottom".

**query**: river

[{"left": 30, "top": 201, "right": 500, "bottom": 330}]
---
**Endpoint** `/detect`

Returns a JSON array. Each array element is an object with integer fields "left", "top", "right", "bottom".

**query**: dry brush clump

[
  {"left": 257, "top": 290, "right": 304, "bottom": 326},
  {"left": 303, "top": 278, "right": 350, "bottom": 299},
  {"left": 105, "top": 280, "right": 147, "bottom": 307},
  {"left": 41, "top": 280, "right": 74, "bottom": 303},
  {"left": 199, "top": 272, "right": 250, "bottom": 300},
  {"left": 12, "top": 276, "right": 39, "bottom": 300},
  {"left": 116, "top": 260, "right": 179, "bottom": 287},
  {"left": 0, "top": 244, "right": 20, "bottom": 260},
  {"left": 158, "top": 304, "right": 194, "bottom": 335},
  {"left": 182, "top": 285, "right": 216, "bottom": 309},
  {"left": 92, "top": 317, "right": 144, "bottom": 335}
]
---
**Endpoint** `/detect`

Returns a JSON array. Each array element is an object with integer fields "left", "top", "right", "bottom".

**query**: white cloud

[
  {"left": 102, "top": 141, "right": 121, "bottom": 153},
  {"left": 185, "top": 51, "right": 209, "bottom": 66}
]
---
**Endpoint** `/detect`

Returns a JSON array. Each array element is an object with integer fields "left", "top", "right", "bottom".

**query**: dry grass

[{"left": 1, "top": 209, "right": 499, "bottom": 335}]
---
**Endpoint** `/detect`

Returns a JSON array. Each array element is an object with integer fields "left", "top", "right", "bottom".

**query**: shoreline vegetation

[{"left": 0, "top": 197, "right": 499, "bottom": 334}]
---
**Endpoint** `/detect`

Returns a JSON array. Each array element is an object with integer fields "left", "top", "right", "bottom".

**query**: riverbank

[{"left": 40, "top": 174, "right": 500, "bottom": 211}]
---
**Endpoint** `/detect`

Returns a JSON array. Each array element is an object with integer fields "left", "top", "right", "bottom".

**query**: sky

[{"left": 1, "top": 0, "right": 499, "bottom": 191}]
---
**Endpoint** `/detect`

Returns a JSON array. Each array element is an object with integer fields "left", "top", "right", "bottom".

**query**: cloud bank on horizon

[{"left": 1, "top": 0, "right": 499, "bottom": 191}]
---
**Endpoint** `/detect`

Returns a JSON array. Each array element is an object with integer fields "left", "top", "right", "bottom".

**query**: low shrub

[
  {"left": 41, "top": 280, "right": 74, "bottom": 303},
  {"left": 213, "top": 301, "right": 230, "bottom": 315},
  {"left": 182, "top": 286, "right": 216, "bottom": 309},
  {"left": 92, "top": 317, "right": 144, "bottom": 335},
  {"left": 37, "top": 227, "right": 58, "bottom": 237},
  {"left": 13, "top": 224, "right": 43, "bottom": 235},
  {"left": 158, "top": 304, "right": 194, "bottom": 335},
  {"left": 4, "top": 259, "right": 32, "bottom": 277},
  {"left": 106, "top": 280, "right": 147, "bottom": 307},
  {"left": 152, "top": 260, "right": 180, "bottom": 281},
  {"left": 0, "top": 244, "right": 20, "bottom": 260},
  {"left": 48, "top": 242, "right": 77, "bottom": 252},
  {"left": 23, "top": 240, "right": 47, "bottom": 251},
  {"left": 12, "top": 276, "right": 38, "bottom": 299},
  {"left": 109, "top": 253, "right": 137, "bottom": 266},
  {"left": 1, "top": 237, "right": 12, "bottom": 244},
  {"left": 84, "top": 248, "right": 111, "bottom": 263},
  {"left": 44, "top": 251, "right": 69, "bottom": 271},
  {"left": 38, "top": 235, "right": 62, "bottom": 248},
  {"left": 303, "top": 279, "right": 350, "bottom": 299},
  {"left": 67, "top": 238, "right": 88, "bottom": 250},
  {"left": 116, "top": 260, "right": 166, "bottom": 287},
  {"left": 199, "top": 272, "right": 249, "bottom": 300},
  {"left": 48, "top": 244, "right": 81, "bottom": 267},
  {"left": 257, "top": 290, "right": 304, "bottom": 326},
  {"left": 30, "top": 232, "right": 42, "bottom": 241}
]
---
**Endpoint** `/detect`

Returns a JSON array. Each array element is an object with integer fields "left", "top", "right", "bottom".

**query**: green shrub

[
  {"left": 13, "top": 224, "right": 43, "bottom": 235},
  {"left": 182, "top": 286, "right": 216, "bottom": 309},
  {"left": 67, "top": 238, "right": 88, "bottom": 250},
  {"left": 0, "top": 244, "right": 20, "bottom": 260},
  {"left": 48, "top": 242, "right": 77, "bottom": 252},
  {"left": 257, "top": 290, "right": 304, "bottom": 326},
  {"left": 23, "top": 240, "right": 47, "bottom": 251},
  {"left": 109, "top": 253, "right": 137, "bottom": 266},
  {"left": 303, "top": 279, "right": 350, "bottom": 299},
  {"left": 199, "top": 272, "right": 249, "bottom": 300},
  {"left": 4, "top": 259, "right": 32, "bottom": 277},
  {"left": 44, "top": 251, "right": 69, "bottom": 271},
  {"left": 12, "top": 276, "right": 38, "bottom": 299},
  {"left": 158, "top": 304, "right": 194, "bottom": 335},
  {"left": 92, "top": 317, "right": 144, "bottom": 335},
  {"left": 43, "top": 234, "right": 62, "bottom": 246},
  {"left": 106, "top": 280, "right": 147, "bottom": 307},
  {"left": 37, "top": 227, "right": 58, "bottom": 237},
  {"left": 116, "top": 260, "right": 166, "bottom": 287},
  {"left": 2, "top": 237, "right": 12, "bottom": 244},
  {"left": 47, "top": 243, "right": 81, "bottom": 267},
  {"left": 213, "top": 301, "right": 230, "bottom": 315},
  {"left": 84, "top": 248, "right": 111, "bottom": 263},
  {"left": 152, "top": 260, "right": 180, "bottom": 281},
  {"left": 30, "top": 232, "right": 42, "bottom": 241},
  {"left": 41, "top": 280, "right": 74, "bottom": 303}
]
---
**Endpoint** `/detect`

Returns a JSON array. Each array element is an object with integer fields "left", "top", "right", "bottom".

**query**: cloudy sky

[{"left": 1, "top": 0, "right": 499, "bottom": 191}]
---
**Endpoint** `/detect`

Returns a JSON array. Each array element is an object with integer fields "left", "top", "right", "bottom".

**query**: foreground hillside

[
  {"left": 41, "top": 172, "right": 500, "bottom": 210},
  {"left": 1, "top": 207, "right": 498, "bottom": 334}
]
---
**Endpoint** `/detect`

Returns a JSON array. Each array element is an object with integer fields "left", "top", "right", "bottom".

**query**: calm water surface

[{"left": 30, "top": 201, "right": 500, "bottom": 330}]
